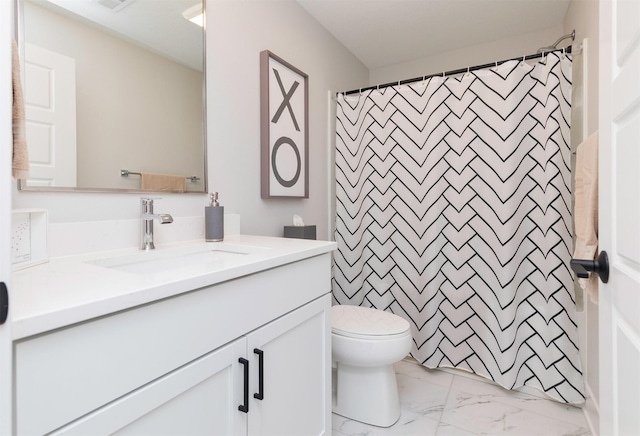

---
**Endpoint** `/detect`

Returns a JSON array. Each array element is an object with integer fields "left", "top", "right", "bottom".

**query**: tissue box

[{"left": 283, "top": 225, "right": 316, "bottom": 240}]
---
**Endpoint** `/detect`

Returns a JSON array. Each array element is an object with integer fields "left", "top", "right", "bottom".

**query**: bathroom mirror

[{"left": 16, "top": 0, "right": 206, "bottom": 193}]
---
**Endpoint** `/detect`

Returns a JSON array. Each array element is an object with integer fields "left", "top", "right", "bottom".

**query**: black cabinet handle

[
  {"left": 0, "top": 282, "right": 8, "bottom": 325},
  {"left": 570, "top": 251, "right": 610, "bottom": 283},
  {"left": 238, "top": 358, "right": 249, "bottom": 413},
  {"left": 254, "top": 348, "right": 264, "bottom": 400}
]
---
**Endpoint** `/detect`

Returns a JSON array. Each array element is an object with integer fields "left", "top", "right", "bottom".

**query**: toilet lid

[{"left": 331, "top": 305, "right": 410, "bottom": 337}]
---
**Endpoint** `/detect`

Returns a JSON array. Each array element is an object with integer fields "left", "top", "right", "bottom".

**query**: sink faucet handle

[{"left": 140, "top": 197, "right": 162, "bottom": 211}]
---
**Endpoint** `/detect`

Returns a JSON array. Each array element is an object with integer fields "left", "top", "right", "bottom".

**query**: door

[
  {"left": 24, "top": 43, "right": 77, "bottom": 187},
  {"left": 0, "top": 1, "right": 14, "bottom": 432},
  {"left": 599, "top": 0, "right": 640, "bottom": 435},
  {"left": 247, "top": 295, "right": 331, "bottom": 436}
]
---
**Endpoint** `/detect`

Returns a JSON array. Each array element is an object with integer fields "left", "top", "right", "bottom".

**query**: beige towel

[
  {"left": 573, "top": 131, "right": 599, "bottom": 303},
  {"left": 140, "top": 172, "right": 186, "bottom": 192},
  {"left": 12, "top": 39, "right": 29, "bottom": 179}
]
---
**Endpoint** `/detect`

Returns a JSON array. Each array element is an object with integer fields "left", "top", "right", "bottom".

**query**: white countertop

[{"left": 11, "top": 235, "right": 336, "bottom": 340}]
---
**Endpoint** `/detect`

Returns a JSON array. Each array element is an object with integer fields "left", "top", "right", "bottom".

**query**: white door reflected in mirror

[{"left": 24, "top": 43, "right": 76, "bottom": 188}]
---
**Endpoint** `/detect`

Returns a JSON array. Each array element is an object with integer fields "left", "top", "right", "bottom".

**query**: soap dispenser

[{"left": 205, "top": 192, "right": 224, "bottom": 242}]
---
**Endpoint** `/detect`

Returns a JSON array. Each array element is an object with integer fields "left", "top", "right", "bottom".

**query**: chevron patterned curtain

[{"left": 333, "top": 53, "right": 584, "bottom": 404}]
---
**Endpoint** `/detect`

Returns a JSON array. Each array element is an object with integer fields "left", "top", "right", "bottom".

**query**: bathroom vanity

[{"left": 11, "top": 235, "right": 335, "bottom": 435}]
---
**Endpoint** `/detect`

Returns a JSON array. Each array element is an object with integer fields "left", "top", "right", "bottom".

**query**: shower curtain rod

[{"left": 338, "top": 45, "right": 574, "bottom": 96}]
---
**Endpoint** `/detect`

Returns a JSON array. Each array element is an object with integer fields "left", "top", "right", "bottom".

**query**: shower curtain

[{"left": 333, "top": 52, "right": 584, "bottom": 404}]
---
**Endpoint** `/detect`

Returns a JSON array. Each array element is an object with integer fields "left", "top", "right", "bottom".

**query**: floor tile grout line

[
  {"left": 433, "top": 371, "right": 457, "bottom": 436},
  {"left": 400, "top": 357, "right": 459, "bottom": 435}
]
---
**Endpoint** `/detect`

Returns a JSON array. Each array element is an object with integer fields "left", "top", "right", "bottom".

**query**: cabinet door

[
  {"left": 53, "top": 339, "right": 247, "bottom": 435},
  {"left": 247, "top": 294, "right": 331, "bottom": 436}
]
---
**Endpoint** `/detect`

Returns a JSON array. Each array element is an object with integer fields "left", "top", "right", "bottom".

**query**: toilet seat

[{"left": 331, "top": 305, "right": 410, "bottom": 340}]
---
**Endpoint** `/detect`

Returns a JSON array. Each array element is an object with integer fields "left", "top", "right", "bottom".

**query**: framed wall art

[{"left": 260, "top": 50, "right": 309, "bottom": 198}]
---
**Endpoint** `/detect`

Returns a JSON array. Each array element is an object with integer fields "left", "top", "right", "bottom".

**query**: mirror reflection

[{"left": 19, "top": 0, "right": 206, "bottom": 193}]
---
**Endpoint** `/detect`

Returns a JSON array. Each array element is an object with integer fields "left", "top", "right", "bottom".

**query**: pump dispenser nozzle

[{"left": 210, "top": 192, "right": 219, "bottom": 207}]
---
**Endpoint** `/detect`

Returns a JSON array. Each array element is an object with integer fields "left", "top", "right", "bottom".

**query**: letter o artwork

[
  {"left": 260, "top": 50, "right": 309, "bottom": 198},
  {"left": 271, "top": 137, "right": 301, "bottom": 188}
]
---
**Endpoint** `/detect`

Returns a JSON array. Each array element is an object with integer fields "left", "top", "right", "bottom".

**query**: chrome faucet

[{"left": 140, "top": 197, "right": 173, "bottom": 250}]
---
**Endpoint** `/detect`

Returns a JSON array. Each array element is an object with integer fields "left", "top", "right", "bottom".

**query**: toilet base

[{"left": 332, "top": 362, "right": 401, "bottom": 427}]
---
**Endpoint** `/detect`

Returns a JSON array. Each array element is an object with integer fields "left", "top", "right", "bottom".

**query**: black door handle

[
  {"left": 238, "top": 358, "right": 249, "bottom": 413},
  {"left": 570, "top": 251, "right": 609, "bottom": 283},
  {"left": 254, "top": 348, "right": 264, "bottom": 400}
]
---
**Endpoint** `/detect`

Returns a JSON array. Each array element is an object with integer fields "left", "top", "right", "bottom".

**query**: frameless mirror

[{"left": 17, "top": 0, "right": 206, "bottom": 193}]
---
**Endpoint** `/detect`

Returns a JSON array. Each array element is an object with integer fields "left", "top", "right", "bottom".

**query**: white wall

[
  {"left": 206, "top": 0, "right": 368, "bottom": 239},
  {"left": 565, "top": 0, "right": 599, "bottom": 139},
  {"left": 12, "top": 0, "right": 367, "bottom": 245},
  {"left": 369, "top": 25, "right": 564, "bottom": 85},
  {"left": 564, "top": 0, "right": 600, "bottom": 433}
]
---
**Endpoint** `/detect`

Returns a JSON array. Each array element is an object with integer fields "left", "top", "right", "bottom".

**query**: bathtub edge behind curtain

[{"left": 332, "top": 53, "right": 584, "bottom": 404}]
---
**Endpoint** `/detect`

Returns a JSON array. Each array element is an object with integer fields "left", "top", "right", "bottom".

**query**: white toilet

[{"left": 331, "top": 305, "right": 412, "bottom": 427}]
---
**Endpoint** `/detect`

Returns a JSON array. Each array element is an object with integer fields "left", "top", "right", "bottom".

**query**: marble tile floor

[{"left": 332, "top": 358, "right": 591, "bottom": 436}]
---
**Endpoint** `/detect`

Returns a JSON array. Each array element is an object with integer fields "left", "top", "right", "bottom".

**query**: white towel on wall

[{"left": 573, "top": 131, "right": 599, "bottom": 303}]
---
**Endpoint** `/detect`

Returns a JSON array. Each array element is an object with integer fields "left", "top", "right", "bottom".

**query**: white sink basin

[{"left": 89, "top": 244, "right": 263, "bottom": 276}]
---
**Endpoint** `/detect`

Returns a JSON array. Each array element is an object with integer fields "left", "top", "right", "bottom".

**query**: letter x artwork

[{"left": 260, "top": 50, "right": 309, "bottom": 198}]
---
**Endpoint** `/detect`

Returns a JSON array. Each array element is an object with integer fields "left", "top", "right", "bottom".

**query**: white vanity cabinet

[
  {"left": 246, "top": 295, "right": 329, "bottom": 435},
  {"left": 54, "top": 337, "right": 248, "bottom": 435},
  {"left": 14, "top": 251, "right": 332, "bottom": 435}
]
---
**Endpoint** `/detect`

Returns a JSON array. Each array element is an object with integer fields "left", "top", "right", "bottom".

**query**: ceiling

[
  {"left": 28, "top": 0, "right": 203, "bottom": 71},
  {"left": 295, "top": 0, "right": 572, "bottom": 69},
  {"left": 29, "top": 0, "right": 571, "bottom": 73}
]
